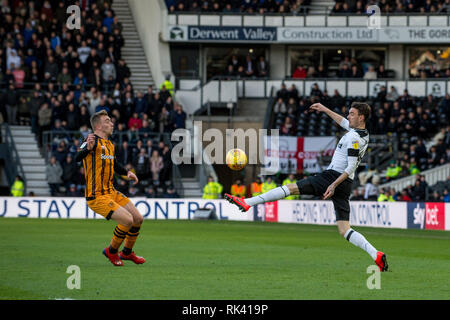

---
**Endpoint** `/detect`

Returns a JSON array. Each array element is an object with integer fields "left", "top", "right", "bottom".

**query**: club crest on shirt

[{"left": 352, "top": 141, "right": 359, "bottom": 149}]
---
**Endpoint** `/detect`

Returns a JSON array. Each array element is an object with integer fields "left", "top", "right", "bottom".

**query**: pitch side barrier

[{"left": 0, "top": 197, "right": 448, "bottom": 231}]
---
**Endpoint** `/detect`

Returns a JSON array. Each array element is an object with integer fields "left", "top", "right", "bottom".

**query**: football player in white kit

[{"left": 225, "top": 102, "right": 388, "bottom": 272}]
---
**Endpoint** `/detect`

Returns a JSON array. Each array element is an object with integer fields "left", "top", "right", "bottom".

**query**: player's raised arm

[
  {"left": 74, "top": 134, "right": 96, "bottom": 162},
  {"left": 309, "top": 103, "right": 350, "bottom": 130}
]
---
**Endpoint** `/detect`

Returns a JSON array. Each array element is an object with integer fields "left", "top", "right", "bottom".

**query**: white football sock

[
  {"left": 245, "top": 186, "right": 290, "bottom": 207},
  {"left": 344, "top": 228, "right": 378, "bottom": 260}
]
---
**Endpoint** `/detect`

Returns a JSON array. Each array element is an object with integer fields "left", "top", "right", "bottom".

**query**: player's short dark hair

[
  {"left": 90, "top": 110, "right": 108, "bottom": 130},
  {"left": 350, "top": 102, "right": 371, "bottom": 122}
]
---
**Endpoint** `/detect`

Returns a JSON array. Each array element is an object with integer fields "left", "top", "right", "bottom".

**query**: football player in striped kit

[{"left": 75, "top": 110, "right": 146, "bottom": 266}]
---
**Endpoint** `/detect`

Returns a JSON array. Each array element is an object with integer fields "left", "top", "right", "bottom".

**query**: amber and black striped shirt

[{"left": 74, "top": 135, "right": 128, "bottom": 199}]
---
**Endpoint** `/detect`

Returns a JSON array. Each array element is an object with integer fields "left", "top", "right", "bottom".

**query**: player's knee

[
  {"left": 122, "top": 213, "right": 134, "bottom": 228},
  {"left": 338, "top": 228, "right": 347, "bottom": 237},
  {"left": 287, "top": 184, "right": 300, "bottom": 195},
  {"left": 337, "top": 224, "right": 350, "bottom": 237},
  {"left": 134, "top": 213, "right": 144, "bottom": 226}
]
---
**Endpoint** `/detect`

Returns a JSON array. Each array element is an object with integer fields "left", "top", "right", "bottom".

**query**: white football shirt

[{"left": 327, "top": 118, "right": 369, "bottom": 180}]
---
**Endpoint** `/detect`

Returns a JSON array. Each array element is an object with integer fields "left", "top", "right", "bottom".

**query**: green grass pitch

[{"left": 1, "top": 218, "right": 449, "bottom": 300}]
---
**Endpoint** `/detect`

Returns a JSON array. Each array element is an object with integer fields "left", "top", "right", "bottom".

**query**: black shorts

[{"left": 296, "top": 169, "right": 353, "bottom": 221}]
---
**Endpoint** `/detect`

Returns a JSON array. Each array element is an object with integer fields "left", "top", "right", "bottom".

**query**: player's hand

[
  {"left": 86, "top": 134, "right": 95, "bottom": 150},
  {"left": 127, "top": 171, "right": 139, "bottom": 185},
  {"left": 309, "top": 103, "right": 327, "bottom": 113},
  {"left": 323, "top": 184, "right": 336, "bottom": 200}
]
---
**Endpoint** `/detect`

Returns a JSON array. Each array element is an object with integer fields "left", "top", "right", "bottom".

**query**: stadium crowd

[
  {"left": 332, "top": 0, "right": 450, "bottom": 14},
  {"left": 224, "top": 54, "right": 270, "bottom": 79},
  {"left": 291, "top": 60, "right": 391, "bottom": 80},
  {"left": 165, "top": 0, "right": 450, "bottom": 14},
  {"left": 272, "top": 81, "right": 450, "bottom": 200},
  {"left": 166, "top": 0, "right": 312, "bottom": 14},
  {"left": 0, "top": 0, "right": 186, "bottom": 197}
]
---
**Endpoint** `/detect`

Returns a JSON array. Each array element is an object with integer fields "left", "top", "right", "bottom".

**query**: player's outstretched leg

[
  {"left": 338, "top": 221, "right": 388, "bottom": 272},
  {"left": 225, "top": 185, "right": 295, "bottom": 212},
  {"left": 119, "top": 202, "right": 146, "bottom": 264}
]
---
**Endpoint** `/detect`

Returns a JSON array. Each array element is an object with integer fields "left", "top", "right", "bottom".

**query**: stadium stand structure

[
  {"left": 112, "top": 0, "right": 154, "bottom": 92},
  {"left": 0, "top": 0, "right": 184, "bottom": 197}
]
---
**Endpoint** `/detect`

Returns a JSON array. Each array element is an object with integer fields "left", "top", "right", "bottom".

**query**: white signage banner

[
  {"left": 278, "top": 27, "right": 377, "bottom": 43},
  {"left": 0, "top": 197, "right": 253, "bottom": 222},
  {"left": 278, "top": 200, "right": 408, "bottom": 229},
  {"left": 168, "top": 24, "right": 450, "bottom": 44}
]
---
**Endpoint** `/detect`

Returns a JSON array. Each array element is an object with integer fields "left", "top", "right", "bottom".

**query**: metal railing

[
  {"left": 366, "top": 134, "right": 398, "bottom": 171},
  {"left": 178, "top": 77, "right": 450, "bottom": 102},
  {"left": 0, "top": 123, "right": 27, "bottom": 195},
  {"left": 379, "top": 163, "right": 450, "bottom": 192}
]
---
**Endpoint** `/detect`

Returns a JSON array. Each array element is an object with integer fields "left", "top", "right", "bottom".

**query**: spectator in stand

[
  {"left": 280, "top": 117, "right": 295, "bottom": 136},
  {"left": 429, "top": 190, "right": 442, "bottom": 202},
  {"left": 274, "top": 98, "right": 287, "bottom": 113},
  {"left": 171, "top": 103, "right": 187, "bottom": 130},
  {"left": 244, "top": 55, "right": 255, "bottom": 78},
  {"left": 5, "top": 83, "right": 18, "bottom": 125},
  {"left": 66, "top": 184, "right": 81, "bottom": 197},
  {"left": 386, "top": 86, "right": 400, "bottom": 102},
  {"left": 338, "top": 64, "right": 352, "bottom": 78},
  {"left": 231, "top": 179, "right": 246, "bottom": 198},
  {"left": 350, "top": 188, "right": 363, "bottom": 200},
  {"left": 160, "top": 144, "right": 172, "bottom": 186},
  {"left": 276, "top": 83, "right": 289, "bottom": 102},
  {"left": 316, "top": 65, "right": 327, "bottom": 78},
  {"left": 377, "top": 65, "right": 388, "bottom": 78},
  {"left": 364, "top": 176, "right": 379, "bottom": 201},
  {"left": 286, "top": 98, "right": 297, "bottom": 114},
  {"left": 398, "top": 189, "right": 412, "bottom": 202},
  {"left": 310, "top": 83, "right": 323, "bottom": 98},
  {"left": 145, "top": 186, "right": 158, "bottom": 198},
  {"left": 256, "top": 56, "right": 269, "bottom": 77},
  {"left": 363, "top": 66, "right": 377, "bottom": 80},
  {"left": 292, "top": 65, "right": 307, "bottom": 79},
  {"left": 385, "top": 161, "right": 402, "bottom": 181},
  {"left": 225, "top": 64, "right": 235, "bottom": 79},
  {"left": 46, "top": 156, "right": 63, "bottom": 196},
  {"left": 132, "top": 148, "right": 150, "bottom": 181},
  {"left": 350, "top": 65, "right": 363, "bottom": 78},
  {"left": 444, "top": 189, "right": 450, "bottom": 202},
  {"left": 306, "top": 66, "right": 317, "bottom": 78},
  {"left": 150, "top": 150, "right": 164, "bottom": 185},
  {"left": 159, "top": 106, "right": 172, "bottom": 133},
  {"left": 163, "top": 185, "right": 179, "bottom": 198},
  {"left": 62, "top": 155, "right": 78, "bottom": 192}
]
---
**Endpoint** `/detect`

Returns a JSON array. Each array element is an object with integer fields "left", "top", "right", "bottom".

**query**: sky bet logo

[
  {"left": 407, "top": 203, "right": 425, "bottom": 229},
  {"left": 407, "top": 202, "right": 445, "bottom": 230}
]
